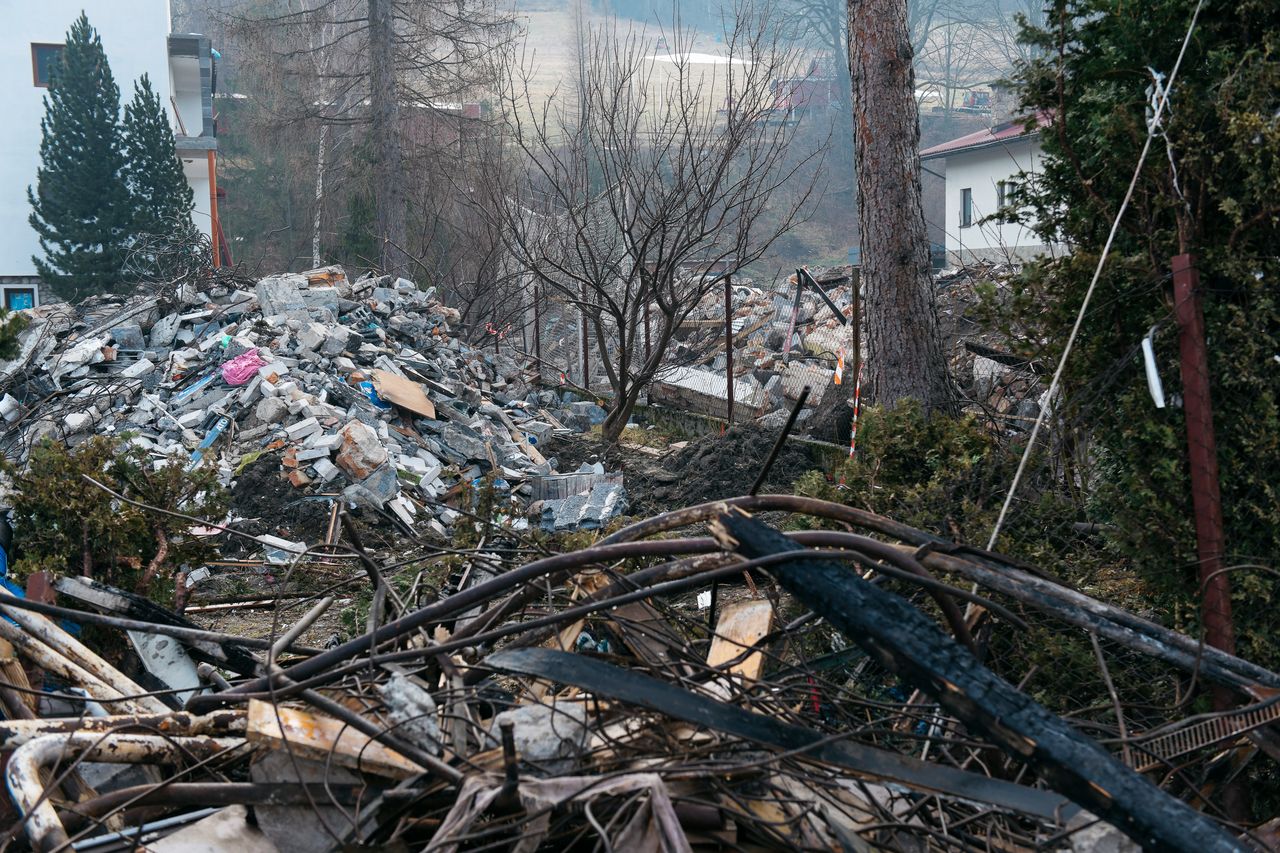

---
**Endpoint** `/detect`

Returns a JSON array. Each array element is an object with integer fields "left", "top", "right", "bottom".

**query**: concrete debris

[{"left": 0, "top": 267, "right": 628, "bottom": 565}]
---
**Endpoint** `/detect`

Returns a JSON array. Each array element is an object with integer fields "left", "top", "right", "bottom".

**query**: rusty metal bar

[
  {"left": 0, "top": 618, "right": 162, "bottom": 716},
  {"left": 0, "top": 709, "right": 245, "bottom": 750},
  {"left": 1172, "top": 254, "right": 1235, "bottom": 708}
]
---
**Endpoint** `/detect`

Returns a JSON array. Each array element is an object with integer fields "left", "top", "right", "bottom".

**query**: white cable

[{"left": 986, "top": 0, "right": 1205, "bottom": 552}]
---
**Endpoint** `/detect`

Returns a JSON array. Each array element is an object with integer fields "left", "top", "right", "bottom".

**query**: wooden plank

[
  {"left": 707, "top": 599, "right": 774, "bottom": 682},
  {"left": 495, "top": 409, "right": 547, "bottom": 466},
  {"left": 539, "top": 408, "right": 568, "bottom": 430},
  {"left": 610, "top": 600, "right": 690, "bottom": 671},
  {"left": 246, "top": 699, "right": 424, "bottom": 779},
  {"left": 0, "top": 638, "right": 37, "bottom": 714}
]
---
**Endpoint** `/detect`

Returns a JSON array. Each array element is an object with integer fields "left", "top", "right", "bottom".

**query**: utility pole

[{"left": 1172, "top": 254, "right": 1234, "bottom": 709}]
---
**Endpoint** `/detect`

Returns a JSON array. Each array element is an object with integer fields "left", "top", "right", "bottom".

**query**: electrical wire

[{"left": 986, "top": 0, "right": 1207, "bottom": 551}]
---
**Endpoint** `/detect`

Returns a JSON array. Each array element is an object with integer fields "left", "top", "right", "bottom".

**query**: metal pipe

[
  {"left": 749, "top": 387, "right": 810, "bottom": 495},
  {"left": 0, "top": 593, "right": 318, "bottom": 656},
  {"left": 269, "top": 596, "right": 334, "bottom": 661},
  {"left": 0, "top": 589, "right": 170, "bottom": 715},
  {"left": 0, "top": 618, "right": 157, "bottom": 715},
  {"left": 724, "top": 274, "right": 734, "bottom": 423},
  {"left": 59, "top": 782, "right": 368, "bottom": 833},
  {"left": 0, "top": 709, "right": 244, "bottom": 750},
  {"left": 6, "top": 733, "right": 245, "bottom": 852}
]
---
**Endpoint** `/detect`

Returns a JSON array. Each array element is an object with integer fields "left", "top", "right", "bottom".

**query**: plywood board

[{"left": 706, "top": 599, "right": 774, "bottom": 682}]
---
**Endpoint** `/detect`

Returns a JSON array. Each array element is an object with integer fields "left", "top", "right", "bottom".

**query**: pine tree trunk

[
  {"left": 368, "top": 0, "right": 407, "bottom": 276},
  {"left": 847, "top": 0, "right": 952, "bottom": 412}
]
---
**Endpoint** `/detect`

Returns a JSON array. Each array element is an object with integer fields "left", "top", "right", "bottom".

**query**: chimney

[{"left": 990, "top": 82, "right": 1021, "bottom": 127}]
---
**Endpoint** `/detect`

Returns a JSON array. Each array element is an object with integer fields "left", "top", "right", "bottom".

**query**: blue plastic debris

[{"left": 358, "top": 381, "right": 393, "bottom": 410}]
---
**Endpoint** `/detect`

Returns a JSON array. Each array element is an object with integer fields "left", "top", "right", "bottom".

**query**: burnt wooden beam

[
  {"left": 486, "top": 647, "right": 1076, "bottom": 821},
  {"left": 710, "top": 507, "right": 1244, "bottom": 853}
]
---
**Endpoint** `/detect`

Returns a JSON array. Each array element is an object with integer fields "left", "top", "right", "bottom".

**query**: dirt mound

[
  {"left": 627, "top": 424, "right": 823, "bottom": 515},
  {"left": 223, "top": 454, "right": 333, "bottom": 555}
]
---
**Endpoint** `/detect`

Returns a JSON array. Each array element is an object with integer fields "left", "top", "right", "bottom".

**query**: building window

[
  {"left": 31, "top": 43, "right": 64, "bottom": 87},
  {"left": 960, "top": 187, "right": 973, "bottom": 228},
  {"left": 996, "top": 179, "right": 1021, "bottom": 222},
  {"left": 4, "top": 289, "right": 36, "bottom": 311}
]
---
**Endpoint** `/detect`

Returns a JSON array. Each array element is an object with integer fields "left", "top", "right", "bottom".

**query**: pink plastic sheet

[{"left": 221, "top": 349, "right": 267, "bottom": 386}]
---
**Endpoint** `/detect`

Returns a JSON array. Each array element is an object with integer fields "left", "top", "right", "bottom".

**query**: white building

[
  {"left": 920, "top": 112, "right": 1050, "bottom": 266},
  {"left": 0, "top": 1, "right": 220, "bottom": 308}
]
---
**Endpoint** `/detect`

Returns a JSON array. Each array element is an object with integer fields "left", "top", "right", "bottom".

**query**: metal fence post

[
  {"left": 725, "top": 274, "right": 734, "bottom": 423},
  {"left": 1172, "top": 253, "right": 1235, "bottom": 709}
]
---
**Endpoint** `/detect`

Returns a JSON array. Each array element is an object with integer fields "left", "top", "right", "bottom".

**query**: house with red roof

[{"left": 920, "top": 111, "right": 1052, "bottom": 265}]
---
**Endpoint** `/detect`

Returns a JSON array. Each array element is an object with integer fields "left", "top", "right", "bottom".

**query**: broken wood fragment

[{"left": 245, "top": 699, "right": 425, "bottom": 779}]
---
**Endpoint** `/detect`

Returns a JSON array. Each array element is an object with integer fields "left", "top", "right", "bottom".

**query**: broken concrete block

[
  {"left": 490, "top": 702, "right": 588, "bottom": 775},
  {"left": 110, "top": 323, "right": 146, "bottom": 350},
  {"left": 376, "top": 673, "right": 441, "bottom": 753},
  {"left": 285, "top": 417, "right": 321, "bottom": 441},
  {"left": 149, "top": 313, "right": 182, "bottom": 348},
  {"left": 313, "top": 458, "right": 340, "bottom": 483},
  {"left": 297, "top": 322, "right": 328, "bottom": 352},
  {"left": 256, "top": 274, "right": 308, "bottom": 316},
  {"left": 436, "top": 424, "right": 488, "bottom": 463},
  {"left": 253, "top": 394, "right": 286, "bottom": 425},
  {"left": 306, "top": 432, "right": 344, "bottom": 452},
  {"left": 301, "top": 286, "right": 340, "bottom": 315},
  {"left": 120, "top": 358, "right": 155, "bottom": 379},
  {"left": 295, "top": 446, "right": 331, "bottom": 463},
  {"left": 256, "top": 534, "right": 306, "bottom": 554},
  {"left": 342, "top": 464, "right": 398, "bottom": 510},
  {"left": 0, "top": 394, "right": 21, "bottom": 422},
  {"left": 287, "top": 469, "right": 312, "bottom": 488},
  {"left": 359, "top": 463, "right": 399, "bottom": 504},
  {"left": 320, "top": 328, "right": 350, "bottom": 357},
  {"left": 335, "top": 420, "right": 389, "bottom": 479},
  {"left": 64, "top": 411, "right": 94, "bottom": 433}
]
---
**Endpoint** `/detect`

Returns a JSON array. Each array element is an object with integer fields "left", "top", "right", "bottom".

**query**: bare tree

[
  {"left": 492, "top": 7, "right": 823, "bottom": 443},
  {"left": 223, "top": 0, "right": 513, "bottom": 275},
  {"left": 848, "top": 0, "right": 952, "bottom": 411}
]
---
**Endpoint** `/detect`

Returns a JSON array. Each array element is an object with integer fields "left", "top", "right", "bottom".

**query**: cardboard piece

[{"left": 371, "top": 369, "right": 436, "bottom": 420}]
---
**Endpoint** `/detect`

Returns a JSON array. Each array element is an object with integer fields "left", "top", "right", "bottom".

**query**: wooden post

[
  {"left": 533, "top": 282, "right": 542, "bottom": 373},
  {"left": 725, "top": 275, "right": 734, "bottom": 423},
  {"left": 207, "top": 150, "right": 221, "bottom": 268},
  {"left": 850, "top": 275, "right": 861, "bottom": 391},
  {"left": 580, "top": 284, "right": 590, "bottom": 388},
  {"left": 1172, "top": 254, "right": 1235, "bottom": 709}
]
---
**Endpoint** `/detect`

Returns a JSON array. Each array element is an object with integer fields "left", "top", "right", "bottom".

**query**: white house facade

[
  {"left": 0, "top": 1, "right": 220, "bottom": 308},
  {"left": 921, "top": 114, "right": 1051, "bottom": 266}
]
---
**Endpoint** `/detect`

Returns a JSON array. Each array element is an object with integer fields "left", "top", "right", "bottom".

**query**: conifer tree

[
  {"left": 27, "top": 14, "right": 131, "bottom": 298},
  {"left": 123, "top": 74, "right": 202, "bottom": 279}
]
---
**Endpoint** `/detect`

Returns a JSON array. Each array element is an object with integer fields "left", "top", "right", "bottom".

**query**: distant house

[
  {"left": 0, "top": 1, "right": 221, "bottom": 308},
  {"left": 920, "top": 112, "right": 1051, "bottom": 266}
]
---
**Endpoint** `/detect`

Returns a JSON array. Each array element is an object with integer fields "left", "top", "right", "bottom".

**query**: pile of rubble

[
  {"left": 647, "top": 267, "right": 855, "bottom": 426},
  {"left": 0, "top": 267, "right": 628, "bottom": 545},
  {"left": 0, "top": 494, "right": 1273, "bottom": 851}
]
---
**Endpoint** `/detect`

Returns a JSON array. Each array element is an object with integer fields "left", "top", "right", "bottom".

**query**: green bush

[{"left": 3, "top": 436, "right": 228, "bottom": 609}]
